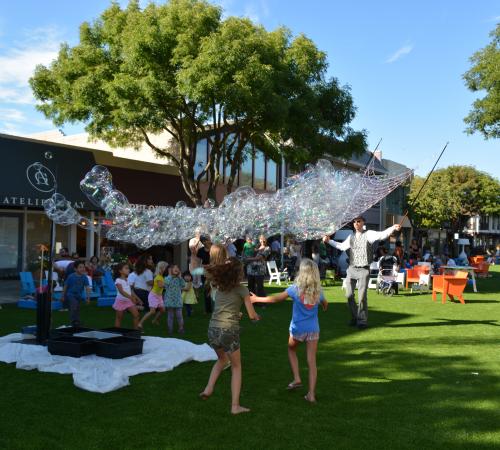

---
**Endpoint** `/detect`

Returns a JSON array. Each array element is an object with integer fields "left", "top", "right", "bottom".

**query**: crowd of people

[{"left": 52, "top": 220, "right": 495, "bottom": 414}]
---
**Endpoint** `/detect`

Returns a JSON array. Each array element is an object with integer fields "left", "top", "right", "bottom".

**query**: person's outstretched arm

[
  {"left": 323, "top": 235, "right": 351, "bottom": 251},
  {"left": 243, "top": 295, "right": 260, "bottom": 321},
  {"left": 250, "top": 291, "right": 289, "bottom": 304},
  {"left": 366, "top": 224, "right": 401, "bottom": 244}
]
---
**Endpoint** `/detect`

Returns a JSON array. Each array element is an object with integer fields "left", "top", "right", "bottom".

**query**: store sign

[
  {"left": 26, "top": 162, "right": 56, "bottom": 193},
  {"left": 2, "top": 135, "right": 98, "bottom": 211},
  {"left": 1, "top": 196, "right": 85, "bottom": 209}
]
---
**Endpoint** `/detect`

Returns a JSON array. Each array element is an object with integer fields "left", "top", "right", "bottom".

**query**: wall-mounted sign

[{"left": 26, "top": 162, "right": 57, "bottom": 193}]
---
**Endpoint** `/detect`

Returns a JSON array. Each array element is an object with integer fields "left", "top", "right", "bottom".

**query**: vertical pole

[
  {"left": 36, "top": 219, "right": 55, "bottom": 344},
  {"left": 280, "top": 157, "right": 285, "bottom": 268}
]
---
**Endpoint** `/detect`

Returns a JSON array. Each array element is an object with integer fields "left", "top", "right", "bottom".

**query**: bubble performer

[{"left": 323, "top": 217, "right": 401, "bottom": 329}]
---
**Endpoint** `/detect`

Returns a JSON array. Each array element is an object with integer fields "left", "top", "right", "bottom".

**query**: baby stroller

[{"left": 377, "top": 255, "right": 399, "bottom": 296}]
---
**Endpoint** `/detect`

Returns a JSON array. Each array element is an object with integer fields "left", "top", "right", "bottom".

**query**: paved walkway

[{"left": 0, "top": 280, "right": 20, "bottom": 304}]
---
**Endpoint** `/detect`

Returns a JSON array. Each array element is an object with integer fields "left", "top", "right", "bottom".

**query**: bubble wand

[{"left": 398, "top": 142, "right": 449, "bottom": 227}]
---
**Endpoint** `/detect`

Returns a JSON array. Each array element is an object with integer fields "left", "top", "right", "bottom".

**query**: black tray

[
  {"left": 98, "top": 327, "right": 141, "bottom": 339},
  {"left": 95, "top": 336, "right": 144, "bottom": 359},
  {"left": 48, "top": 336, "right": 96, "bottom": 357},
  {"left": 49, "top": 326, "right": 94, "bottom": 338}
]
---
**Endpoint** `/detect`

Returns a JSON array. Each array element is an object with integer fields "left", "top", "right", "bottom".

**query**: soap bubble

[{"left": 45, "top": 159, "right": 412, "bottom": 248}]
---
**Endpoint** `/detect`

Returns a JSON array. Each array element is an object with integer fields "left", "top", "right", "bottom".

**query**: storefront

[{"left": 0, "top": 133, "right": 190, "bottom": 277}]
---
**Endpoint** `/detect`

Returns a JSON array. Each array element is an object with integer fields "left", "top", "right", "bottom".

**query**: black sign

[{"left": 1, "top": 134, "right": 99, "bottom": 211}]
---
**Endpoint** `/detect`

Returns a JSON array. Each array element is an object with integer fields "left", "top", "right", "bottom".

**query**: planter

[
  {"left": 49, "top": 326, "right": 94, "bottom": 338},
  {"left": 98, "top": 327, "right": 142, "bottom": 339},
  {"left": 95, "top": 336, "right": 144, "bottom": 359},
  {"left": 48, "top": 336, "right": 96, "bottom": 357}
]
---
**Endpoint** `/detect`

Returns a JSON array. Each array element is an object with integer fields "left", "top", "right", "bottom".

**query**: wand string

[
  {"left": 363, "top": 138, "right": 383, "bottom": 173},
  {"left": 398, "top": 141, "right": 449, "bottom": 227}
]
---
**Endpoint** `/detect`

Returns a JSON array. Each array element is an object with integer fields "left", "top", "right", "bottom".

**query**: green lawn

[{"left": 1, "top": 267, "right": 500, "bottom": 450}]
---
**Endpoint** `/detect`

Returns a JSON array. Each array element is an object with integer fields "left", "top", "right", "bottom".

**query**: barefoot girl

[
  {"left": 138, "top": 261, "right": 168, "bottom": 329},
  {"left": 200, "top": 252, "right": 260, "bottom": 415},
  {"left": 113, "top": 263, "right": 142, "bottom": 330},
  {"left": 164, "top": 264, "right": 186, "bottom": 334},
  {"left": 250, "top": 258, "right": 328, "bottom": 403}
]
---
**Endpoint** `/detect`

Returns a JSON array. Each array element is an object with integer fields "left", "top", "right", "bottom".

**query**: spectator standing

[
  {"left": 246, "top": 235, "right": 270, "bottom": 298},
  {"left": 61, "top": 260, "right": 91, "bottom": 326},
  {"left": 197, "top": 236, "right": 213, "bottom": 314},
  {"left": 130, "top": 254, "right": 154, "bottom": 312}
]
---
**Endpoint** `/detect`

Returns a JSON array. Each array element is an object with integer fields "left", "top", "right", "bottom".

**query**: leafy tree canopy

[
  {"left": 463, "top": 23, "right": 500, "bottom": 139},
  {"left": 408, "top": 165, "right": 500, "bottom": 230},
  {"left": 30, "top": 0, "right": 366, "bottom": 205}
]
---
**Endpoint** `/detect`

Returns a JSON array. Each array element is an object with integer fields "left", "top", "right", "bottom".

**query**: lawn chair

[
  {"left": 472, "top": 261, "right": 490, "bottom": 278},
  {"left": 19, "top": 272, "right": 36, "bottom": 297},
  {"left": 102, "top": 270, "right": 117, "bottom": 296},
  {"left": 267, "top": 260, "right": 289, "bottom": 285},
  {"left": 432, "top": 270, "right": 468, "bottom": 304}
]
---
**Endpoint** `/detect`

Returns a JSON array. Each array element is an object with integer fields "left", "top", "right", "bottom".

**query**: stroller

[{"left": 377, "top": 255, "right": 399, "bottom": 296}]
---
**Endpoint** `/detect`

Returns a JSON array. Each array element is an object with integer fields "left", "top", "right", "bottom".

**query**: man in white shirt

[{"left": 323, "top": 216, "right": 400, "bottom": 329}]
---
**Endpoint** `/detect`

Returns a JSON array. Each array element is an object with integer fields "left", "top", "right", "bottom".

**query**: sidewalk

[{"left": 0, "top": 280, "right": 20, "bottom": 304}]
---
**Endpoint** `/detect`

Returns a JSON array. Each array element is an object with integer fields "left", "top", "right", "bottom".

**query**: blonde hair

[
  {"left": 210, "top": 244, "right": 228, "bottom": 265},
  {"left": 295, "top": 258, "right": 322, "bottom": 305},
  {"left": 155, "top": 261, "right": 168, "bottom": 276}
]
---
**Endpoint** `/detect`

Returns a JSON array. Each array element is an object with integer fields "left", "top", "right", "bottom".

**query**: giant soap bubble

[{"left": 45, "top": 159, "right": 412, "bottom": 247}]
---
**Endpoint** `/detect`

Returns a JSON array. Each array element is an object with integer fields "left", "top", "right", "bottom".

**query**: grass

[{"left": 1, "top": 267, "right": 500, "bottom": 450}]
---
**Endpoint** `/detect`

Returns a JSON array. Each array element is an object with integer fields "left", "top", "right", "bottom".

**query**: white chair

[
  {"left": 368, "top": 278, "right": 378, "bottom": 289},
  {"left": 267, "top": 261, "right": 289, "bottom": 285},
  {"left": 45, "top": 271, "right": 62, "bottom": 291},
  {"left": 396, "top": 272, "right": 405, "bottom": 288}
]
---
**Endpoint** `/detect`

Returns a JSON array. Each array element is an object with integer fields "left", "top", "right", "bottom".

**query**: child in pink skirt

[
  {"left": 138, "top": 261, "right": 168, "bottom": 330},
  {"left": 113, "top": 263, "right": 142, "bottom": 329}
]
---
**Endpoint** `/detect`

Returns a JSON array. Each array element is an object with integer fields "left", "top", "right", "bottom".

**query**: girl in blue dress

[
  {"left": 250, "top": 258, "right": 328, "bottom": 403},
  {"left": 164, "top": 265, "right": 186, "bottom": 334}
]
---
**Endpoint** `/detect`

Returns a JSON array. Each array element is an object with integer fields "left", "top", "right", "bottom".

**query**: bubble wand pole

[{"left": 398, "top": 141, "right": 449, "bottom": 227}]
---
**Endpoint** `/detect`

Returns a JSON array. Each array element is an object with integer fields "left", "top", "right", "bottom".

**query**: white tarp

[{"left": 0, "top": 333, "right": 217, "bottom": 393}]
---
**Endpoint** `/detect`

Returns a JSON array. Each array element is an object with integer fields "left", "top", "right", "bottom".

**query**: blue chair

[
  {"left": 102, "top": 271, "right": 117, "bottom": 296},
  {"left": 19, "top": 272, "right": 36, "bottom": 296},
  {"left": 97, "top": 297, "right": 115, "bottom": 307},
  {"left": 18, "top": 299, "right": 62, "bottom": 310}
]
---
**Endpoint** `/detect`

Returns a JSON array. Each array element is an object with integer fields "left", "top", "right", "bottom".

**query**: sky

[{"left": 0, "top": 0, "right": 498, "bottom": 177}]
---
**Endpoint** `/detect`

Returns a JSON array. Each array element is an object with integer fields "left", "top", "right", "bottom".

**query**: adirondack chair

[
  {"left": 102, "top": 270, "right": 117, "bottom": 296},
  {"left": 266, "top": 261, "right": 289, "bottom": 285},
  {"left": 472, "top": 261, "right": 490, "bottom": 278},
  {"left": 405, "top": 265, "right": 430, "bottom": 290},
  {"left": 432, "top": 270, "right": 468, "bottom": 304},
  {"left": 19, "top": 272, "right": 36, "bottom": 297}
]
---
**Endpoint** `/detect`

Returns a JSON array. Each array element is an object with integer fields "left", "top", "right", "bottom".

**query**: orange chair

[
  {"left": 432, "top": 270, "right": 468, "bottom": 304},
  {"left": 470, "top": 256, "right": 484, "bottom": 265},
  {"left": 405, "top": 266, "right": 430, "bottom": 289},
  {"left": 472, "top": 261, "right": 490, "bottom": 278}
]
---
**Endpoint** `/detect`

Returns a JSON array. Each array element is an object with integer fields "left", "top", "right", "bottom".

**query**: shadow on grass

[{"left": 386, "top": 318, "right": 500, "bottom": 328}]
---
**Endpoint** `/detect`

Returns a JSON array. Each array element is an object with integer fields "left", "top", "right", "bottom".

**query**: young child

[
  {"left": 182, "top": 271, "right": 197, "bottom": 317},
  {"left": 138, "top": 261, "right": 168, "bottom": 329},
  {"left": 113, "top": 263, "right": 142, "bottom": 330},
  {"left": 250, "top": 258, "right": 328, "bottom": 403},
  {"left": 199, "top": 257, "right": 260, "bottom": 415},
  {"left": 164, "top": 264, "right": 186, "bottom": 334},
  {"left": 61, "top": 260, "right": 91, "bottom": 326}
]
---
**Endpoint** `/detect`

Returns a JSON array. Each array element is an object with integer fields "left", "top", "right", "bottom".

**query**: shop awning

[{"left": 1, "top": 134, "right": 100, "bottom": 211}]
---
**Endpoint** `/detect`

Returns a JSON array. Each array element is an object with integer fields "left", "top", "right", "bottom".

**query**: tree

[
  {"left": 463, "top": 23, "right": 500, "bottom": 139},
  {"left": 407, "top": 166, "right": 500, "bottom": 231},
  {"left": 29, "top": 0, "right": 366, "bottom": 206}
]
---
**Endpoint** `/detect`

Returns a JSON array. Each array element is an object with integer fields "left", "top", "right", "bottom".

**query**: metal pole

[{"left": 280, "top": 156, "right": 285, "bottom": 268}]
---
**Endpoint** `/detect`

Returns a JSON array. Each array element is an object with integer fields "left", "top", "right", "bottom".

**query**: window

[
  {"left": 194, "top": 139, "right": 208, "bottom": 180},
  {"left": 0, "top": 216, "right": 19, "bottom": 269},
  {"left": 254, "top": 151, "right": 266, "bottom": 190},
  {"left": 239, "top": 143, "right": 253, "bottom": 187},
  {"left": 266, "top": 159, "right": 277, "bottom": 191}
]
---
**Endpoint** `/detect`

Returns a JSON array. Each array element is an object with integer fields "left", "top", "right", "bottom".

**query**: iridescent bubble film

[{"left": 45, "top": 159, "right": 412, "bottom": 248}]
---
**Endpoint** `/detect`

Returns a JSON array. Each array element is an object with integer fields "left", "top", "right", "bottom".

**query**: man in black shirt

[{"left": 197, "top": 236, "right": 212, "bottom": 314}]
